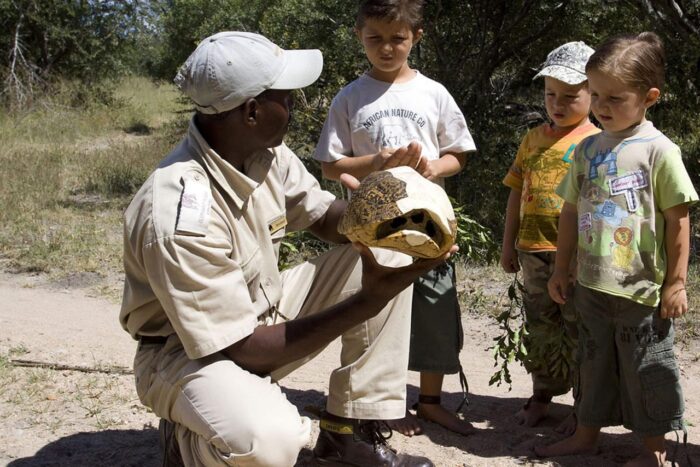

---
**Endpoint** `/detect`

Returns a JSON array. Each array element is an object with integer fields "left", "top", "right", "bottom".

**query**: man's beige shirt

[{"left": 120, "top": 119, "right": 336, "bottom": 359}]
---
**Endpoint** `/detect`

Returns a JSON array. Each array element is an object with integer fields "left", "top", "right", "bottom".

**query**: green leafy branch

[
  {"left": 523, "top": 313, "right": 576, "bottom": 383},
  {"left": 452, "top": 200, "right": 499, "bottom": 264},
  {"left": 488, "top": 274, "right": 528, "bottom": 389},
  {"left": 488, "top": 273, "right": 577, "bottom": 390}
]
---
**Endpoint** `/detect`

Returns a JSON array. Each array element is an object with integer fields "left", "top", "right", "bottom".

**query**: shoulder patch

[{"left": 175, "top": 172, "right": 211, "bottom": 236}]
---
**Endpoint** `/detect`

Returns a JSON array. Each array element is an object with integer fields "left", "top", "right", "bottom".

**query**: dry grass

[{"left": 0, "top": 77, "right": 187, "bottom": 293}]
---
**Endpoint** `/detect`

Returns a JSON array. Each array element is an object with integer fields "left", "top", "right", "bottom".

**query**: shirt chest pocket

[{"left": 238, "top": 247, "right": 262, "bottom": 302}]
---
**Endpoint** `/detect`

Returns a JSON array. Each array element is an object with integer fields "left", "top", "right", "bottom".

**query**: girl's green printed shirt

[{"left": 557, "top": 121, "right": 698, "bottom": 306}]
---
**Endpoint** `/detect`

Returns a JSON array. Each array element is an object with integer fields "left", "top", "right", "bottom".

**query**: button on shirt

[{"left": 120, "top": 119, "right": 336, "bottom": 359}]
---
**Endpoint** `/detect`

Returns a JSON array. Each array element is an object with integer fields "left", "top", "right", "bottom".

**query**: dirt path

[{"left": 1, "top": 271, "right": 699, "bottom": 466}]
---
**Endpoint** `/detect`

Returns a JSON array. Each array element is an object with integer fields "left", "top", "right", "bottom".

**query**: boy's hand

[
  {"left": 500, "top": 247, "right": 520, "bottom": 273},
  {"left": 418, "top": 159, "right": 439, "bottom": 181},
  {"left": 371, "top": 147, "right": 397, "bottom": 171},
  {"left": 547, "top": 270, "right": 570, "bottom": 304},
  {"left": 660, "top": 283, "right": 688, "bottom": 319}
]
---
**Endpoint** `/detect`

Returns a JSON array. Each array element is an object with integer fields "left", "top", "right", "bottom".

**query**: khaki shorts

[
  {"left": 133, "top": 245, "right": 414, "bottom": 466},
  {"left": 574, "top": 285, "right": 684, "bottom": 436}
]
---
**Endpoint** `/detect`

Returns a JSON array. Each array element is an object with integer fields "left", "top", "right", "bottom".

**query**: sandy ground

[{"left": 1, "top": 271, "right": 699, "bottom": 467}]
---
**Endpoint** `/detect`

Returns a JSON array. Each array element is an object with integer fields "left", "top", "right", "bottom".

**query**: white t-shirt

[{"left": 314, "top": 71, "right": 476, "bottom": 173}]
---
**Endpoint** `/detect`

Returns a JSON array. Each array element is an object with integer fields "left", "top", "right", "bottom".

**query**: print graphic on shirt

[
  {"left": 517, "top": 143, "right": 573, "bottom": 248},
  {"left": 593, "top": 199, "right": 629, "bottom": 226},
  {"left": 561, "top": 143, "right": 576, "bottom": 163},
  {"left": 611, "top": 226, "right": 635, "bottom": 270},
  {"left": 587, "top": 147, "right": 618, "bottom": 180},
  {"left": 584, "top": 184, "right": 605, "bottom": 204},
  {"left": 579, "top": 212, "right": 592, "bottom": 231},
  {"left": 522, "top": 147, "right": 570, "bottom": 213},
  {"left": 609, "top": 170, "right": 648, "bottom": 212},
  {"left": 377, "top": 124, "right": 420, "bottom": 148},
  {"left": 360, "top": 108, "right": 427, "bottom": 131}
]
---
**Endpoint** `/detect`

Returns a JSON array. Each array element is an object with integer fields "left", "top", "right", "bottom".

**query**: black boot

[
  {"left": 313, "top": 412, "right": 434, "bottom": 466},
  {"left": 159, "top": 418, "right": 184, "bottom": 467}
]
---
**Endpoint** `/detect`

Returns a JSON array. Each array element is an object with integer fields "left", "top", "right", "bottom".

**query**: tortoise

[{"left": 338, "top": 166, "right": 457, "bottom": 259}]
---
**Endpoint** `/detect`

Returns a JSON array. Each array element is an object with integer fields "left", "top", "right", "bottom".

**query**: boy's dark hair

[
  {"left": 586, "top": 31, "right": 666, "bottom": 92},
  {"left": 356, "top": 0, "right": 424, "bottom": 32}
]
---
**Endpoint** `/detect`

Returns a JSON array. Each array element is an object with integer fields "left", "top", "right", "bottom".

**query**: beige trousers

[{"left": 133, "top": 245, "right": 413, "bottom": 466}]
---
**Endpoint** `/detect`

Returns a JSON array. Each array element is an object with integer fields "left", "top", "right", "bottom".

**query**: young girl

[{"left": 538, "top": 32, "right": 698, "bottom": 466}]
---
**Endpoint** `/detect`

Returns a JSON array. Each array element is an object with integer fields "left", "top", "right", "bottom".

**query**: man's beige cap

[{"left": 174, "top": 31, "right": 323, "bottom": 114}]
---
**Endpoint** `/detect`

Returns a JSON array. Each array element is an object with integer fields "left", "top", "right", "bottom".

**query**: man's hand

[
  {"left": 547, "top": 270, "right": 570, "bottom": 305},
  {"left": 500, "top": 246, "right": 520, "bottom": 273},
  {"left": 340, "top": 172, "right": 361, "bottom": 191},
  {"left": 354, "top": 242, "right": 458, "bottom": 308},
  {"left": 375, "top": 141, "right": 428, "bottom": 173},
  {"left": 660, "top": 283, "right": 688, "bottom": 319}
]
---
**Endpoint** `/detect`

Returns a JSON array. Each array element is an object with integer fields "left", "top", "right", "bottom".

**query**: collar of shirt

[{"left": 186, "top": 118, "right": 275, "bottom": 210}]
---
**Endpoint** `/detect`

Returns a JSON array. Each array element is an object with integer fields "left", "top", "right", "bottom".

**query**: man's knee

[{"left": 218, "top": 413, "right": 311, "bottom": 466}]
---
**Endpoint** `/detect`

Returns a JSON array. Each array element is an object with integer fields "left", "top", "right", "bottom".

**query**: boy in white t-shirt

[{"left": 314, "top": 0, "right": 477, "bottom": 436}]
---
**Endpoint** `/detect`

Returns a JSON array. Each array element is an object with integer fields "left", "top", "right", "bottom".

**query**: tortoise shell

[{"left": 339, "top": 167, "right": 457, "bottom": 258}]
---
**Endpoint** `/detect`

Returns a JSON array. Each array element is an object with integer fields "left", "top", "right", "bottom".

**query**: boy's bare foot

[
  {"left": 417, "top": 402, "right": 477, "bottom": 436},
  {"left": 623, "top": 450, "right": 666, "bottom": 467},
  {"left": 387, "top": 410, "right": 423, "bottom": 437},
  {"left": 624, "top": 436, "right": 667, "bottom": 467},
  {"left": 515, "top": 398, "right": 549, "bottom": 427},
  {"left": 554, "top": 411, "right": 577, "bottom": 435},
  {"left": 534, "top": 427, "right": 599, "bottom": 458}
]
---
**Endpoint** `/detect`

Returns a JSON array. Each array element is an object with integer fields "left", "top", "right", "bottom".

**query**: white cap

[
  {"left": 174, "top": 31, "right": 323, "bottom": 115},
  {"left": 533, "top": 41, "right": 595, "bottom": 85}
]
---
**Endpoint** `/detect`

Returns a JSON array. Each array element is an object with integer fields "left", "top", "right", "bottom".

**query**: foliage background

[{"left": 1, "top": 0, "right": 699, "bottom": 263}]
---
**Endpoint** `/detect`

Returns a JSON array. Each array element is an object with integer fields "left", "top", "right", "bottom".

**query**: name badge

[{"left": 268, "top": 215, "right": 287, "bottom": 235}]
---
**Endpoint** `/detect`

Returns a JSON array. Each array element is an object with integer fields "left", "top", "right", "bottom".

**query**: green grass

[{"left": 0, "top": 76, "right": 187, "bottom": 284}]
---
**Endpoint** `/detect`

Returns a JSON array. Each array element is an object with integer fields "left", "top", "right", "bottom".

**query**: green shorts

[
  {"left": 575, "top": 285, "right": 684, "bottom": 436},
  {"left": 408, "top": 262, "right": 463, "bottom": 374},
  {"left": 519, "top": 251, "right": 578, "bottom": 397}
]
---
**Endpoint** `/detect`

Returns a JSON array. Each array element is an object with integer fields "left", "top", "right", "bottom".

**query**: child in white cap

[{"left": 500, "top": 41, "right": 599, "bottom": 430}]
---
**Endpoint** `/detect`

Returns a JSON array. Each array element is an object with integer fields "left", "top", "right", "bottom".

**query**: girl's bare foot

[
  {"left": 417, "top": 402, "right": 477, "bottom": 436},
  {"left": 387, "top": 410, "right": 423, "bottom": 437},
  {"left": 515, "top": 398, "right": 549, "bottom": 427},
  {"left": 534, "top": 425, "right": 600, "bottom": 458}
]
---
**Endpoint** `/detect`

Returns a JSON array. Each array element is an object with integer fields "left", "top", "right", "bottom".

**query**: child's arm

[
  {"left": 321, "top": 142, "right": 424, "bottom": 181},
  {"left": 548, "top": 201, "right": 578, "bottom": 304},
  {"left": 660, "top": 203, "right": 691, "bottom": 319},
  {"left": 500, "top": 188, "right": 521, "bottom": 273},
  {"left": 419, "top": 152, "right": 467, "bottom": 181}
]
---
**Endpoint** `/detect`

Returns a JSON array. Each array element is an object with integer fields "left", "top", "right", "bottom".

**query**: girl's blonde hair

[{"left": 586, "top": 31, "right": 666, "bottom": 92}]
